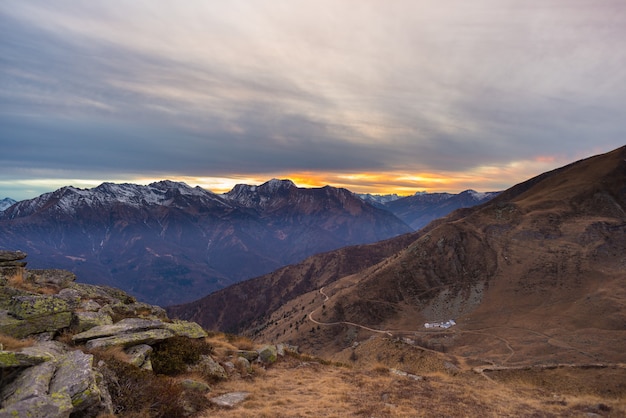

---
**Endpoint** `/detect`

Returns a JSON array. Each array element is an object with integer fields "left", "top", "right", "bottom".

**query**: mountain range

[
  {"left": 169, "top": 145, "right": 626, "bottom": 366},
  {"left": 0, "top": 179, "right": 496, "bottom": 306}
]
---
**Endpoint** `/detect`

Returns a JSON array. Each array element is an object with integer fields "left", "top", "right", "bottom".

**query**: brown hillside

[
  {"left": 251, "top": 146, "right": 626, "bottom": 368},
  {"left": 166, "top": 232, "right": 418, "bottom": 333}
]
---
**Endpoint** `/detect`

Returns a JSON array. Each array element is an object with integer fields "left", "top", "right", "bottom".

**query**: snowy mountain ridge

[
  {"left": 1, "top": 181, "right": 229, "bottom": 219},
  {"left": 0, "top": 198, "right": 17, "bottom": 212}
]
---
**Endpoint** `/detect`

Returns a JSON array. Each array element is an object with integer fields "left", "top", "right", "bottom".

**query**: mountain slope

[
  {"left": 167, "top": 232, "right": 418, "bottom": 333},
  {"left": 383, "top": 189, "right": 499, "bottom": 230},
  {"left": 0, "top": 180, "right": 411, "bottom": 305},
  {"left": 188, "top": 146, "right": 626, "bottom": 366}
]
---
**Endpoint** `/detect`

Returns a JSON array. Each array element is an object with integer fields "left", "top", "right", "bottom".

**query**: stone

[
  {"left": 235, "top": 356, "right": 251, "bottom": 373},
  {"left": 390, "top": 368, "right": 423, "bottom": 381},
  {"left": 79, "top": 299, "right": 102, "bottom": 312},
  {"left": 257, "top": 345, "right": 278, "bottom": 364},
  {"left": 190, "top": 355, "right": 227, "bottom": 381},
  {"left": 72, "top": 318, "right": 165, "bottom": 342},
  {"left": 1, "top": 360, "right": 56, "bottom": 404},
  {"left": 276, "top": 343, "right": 285, "bottom": 356},
  {"left": 0, "top": 350, "right": 51, "bottom": 368},
  {"left": 27, "top": 269, "right": 76, "bottom": 289},
  {"left": 0, "top": 310, "right": 72, "bottom": 339},
  {"left": 9, "top": 295, "right": 70, "bottom": 320},
  {"left": 181, "top": 379, "right": 211, "bottom": 393},
  {"left": 0, "top": 250, "right": 27, "bottom": 262},
  {"left": 223, "top": 361, "right": 235, "bottom": 373},
  {"left": 65, "top": 283, "right": 135, "bottom": 306},
  {"left": 110, "top": 301, "right": 168, "bottom": 320},
  {"left": 0, "top": 393, "right": 73, "bottom": 418},
  {"left": 124, "top": 344, "right": 153, "bottom": 368},
  {"left": 85, "top": 328, "right": 175, "bottom": 350},
  {"left": 20, "top": 341, "right": 68, "bottom": 359},
  {"left": 236, "top": 350, "right": 259, "bottom": 362},
  {"left": 140, "top": 357, "right": 153, "bottom": 371},
  {"left": 163, "top": 320, "right": 207, "bottom": 339},
  {"left": 49, "top": 350, "right": 110, "bottom": 415},
  {"left": 210, "top": 392, "right": 249, "bottom": 408},
  {"left": 72, "top": 311, "right": 113, "bottom": 333}
]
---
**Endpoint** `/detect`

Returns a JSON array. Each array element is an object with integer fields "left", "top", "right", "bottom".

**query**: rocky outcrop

[
  {"left": 0, "top": 251, "right": 209, "bottom": 417},
  {"left": 1, "top": 342, "right": 112, "bottom": 418},
  {"left": 1, "top": 251, "right": 299, "bottom": 417}
]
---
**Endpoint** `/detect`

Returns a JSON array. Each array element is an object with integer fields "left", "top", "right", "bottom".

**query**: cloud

[{"left": 1, "top": 1, "right": 625, "bottom": 200}]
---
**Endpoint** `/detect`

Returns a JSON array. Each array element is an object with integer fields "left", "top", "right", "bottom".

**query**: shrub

[
  {"left": 151, "top": 336, "right": 213, "bottom": 376},
  {"left": 98, "top": 357, "right": 187, "bottom": 418}
]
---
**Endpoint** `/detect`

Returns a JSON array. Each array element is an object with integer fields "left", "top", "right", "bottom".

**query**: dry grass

[
  {"left": 199, "top": 351, "right": 626, "bottom": 418},
  {"left": 5, "top": 269, "right": 59, "bottom": 295},
  {"left": 91, "top": 345, "right": 131, "bottom": 363},
  {"left": 0, "top": 334, "right": 36, "bottom": 350},
  {"left": 205, "top": 333, "right": 255, "bottom": 356}
]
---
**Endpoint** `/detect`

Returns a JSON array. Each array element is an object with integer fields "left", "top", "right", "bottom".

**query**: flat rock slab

[
  {"left": 85, "top": 328, "right": 175, "bottom": 350},
  {"left": 0, "top": 251, "right": 27, "bottom": 262},
  {"left": 0, "top": 350, "right": 52, "bottom": 368},
  {"left": 72, "top": 318, "right": 165, "bottom": 342},
  {"left": 210, "top": 392, "right": 249, "bottom": 408}
]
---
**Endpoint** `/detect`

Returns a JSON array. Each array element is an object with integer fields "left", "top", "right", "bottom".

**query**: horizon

[
  {"left": 1, "top": 2, "right": 625, "bottom": 201},
  {"left": 0, "top": 175, "right": 502, "bottom": 202}
]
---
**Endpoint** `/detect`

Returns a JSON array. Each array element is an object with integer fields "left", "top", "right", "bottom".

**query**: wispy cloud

[{"left": 1, "top": 1, "right": 625, "bottom": 199}]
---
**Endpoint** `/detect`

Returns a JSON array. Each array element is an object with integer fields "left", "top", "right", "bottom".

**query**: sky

[{"left": 1, "top": 1, "right": 625, "bottom": 201}]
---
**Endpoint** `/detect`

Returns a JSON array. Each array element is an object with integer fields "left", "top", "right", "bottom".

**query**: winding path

[{"left": 305, "top": 286, "right": 604, "bottom": 373}]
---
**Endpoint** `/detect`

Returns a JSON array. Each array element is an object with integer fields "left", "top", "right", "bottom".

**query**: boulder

[
  {"left": 0, "top": 393, "right": 73, "bottom": 418},
  {"left": 64, "top": 283, "right": 135, "bottom": 306},
  {"left": 9, "top": 295, "right": 70, "bottom": 320},
  {"left": 79, "top": 299, "right": 103, "bottom": 312},
  {"left": 210, "top": 392, "right": 249, "bottom": 408},
  {"left": 236, "top": 350, "right": 259, "bottom": 362},
  {"left": 85, "top": 328, "right": 175, "bottom": 350},
  {"left": 0, "top": 341, "right": 112, "bottom": 418},
  {"left": 163, "top": 320, "right": 207, "bottom": 339},
  {"left": 181, "top": 379, "right": 211, "bottom": 393},
  {"left": 27, "top": 269, "right": 76, "bottom": 289},
  {"left": 0, "top": 350, "right": 51, "bottom": 368},
  {"left": 19, "top": 341, "right": 68, "bottom": 359},
  {"left": 0, "top": 310, "right": 72, "bottom": 339},
  {"left": 49, "top": 349, "right": 111, "bottom": 415},
  {"left": 1, "top": 360, "right": 56, "bottom": 405},
  {"left": 124, "top": 344, "right": 153, "bottom": 368},
  {"left": 72, "top": 311, "right": 113, "bottom": 333},
  {"left": 110, "top": 301, "right": 168, "bottom": 320},
  {"left": 235, "top": 356, "right": 251, "bottom": 373},
  {"left": 0, "top": 251, "right": 27, "bottom": 262},
  {"left": 257, "top": 345, "right": 278, "bottom": 364},
  {"left": 190, "top": 355, "right": 227, "bottom": 381}
]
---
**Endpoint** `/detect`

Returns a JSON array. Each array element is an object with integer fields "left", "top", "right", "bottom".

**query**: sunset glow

[{"left": 1, "top": 1, "right": 624, "bottom": 200}]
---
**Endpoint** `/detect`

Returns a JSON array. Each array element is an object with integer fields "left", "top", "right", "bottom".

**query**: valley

[{"left": 1, "top": 146, "right": 625, "bottom": 416}]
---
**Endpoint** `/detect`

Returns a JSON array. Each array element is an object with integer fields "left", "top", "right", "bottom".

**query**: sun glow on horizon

[{"left": 2, "top": 155, "right": 567, "bottom": 201}]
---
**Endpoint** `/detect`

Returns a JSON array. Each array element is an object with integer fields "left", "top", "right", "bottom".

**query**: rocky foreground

[{"left": 0, "top": 251, "right": 288, "bottom": 417}]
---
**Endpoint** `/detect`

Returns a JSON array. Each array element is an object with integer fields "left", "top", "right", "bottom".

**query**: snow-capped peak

[
  {"left": 260, "top": 178, "right": 296, "bottom": 193},
  {"left": 0, "top": 197, "right": 17, "bottom": 212},
  {"left": 1, "top": 180, "right": 228, "bottom": 219}
]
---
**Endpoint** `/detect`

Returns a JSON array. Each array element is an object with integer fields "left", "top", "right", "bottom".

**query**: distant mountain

[
  {"left": 171, "top": 146, "right": 626, "bottom": 366},
  {"left": 0, "top": 179, "right": 411, "bottom": 305},
  {"left": 382, "top": 190, "right": 499, "bottom": 230},
  {"left": 355, "top": 193, "right": 401, "bottom": 207},
  {"left": 0, "top": 198, "right": 17, "bottom": 212}
]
